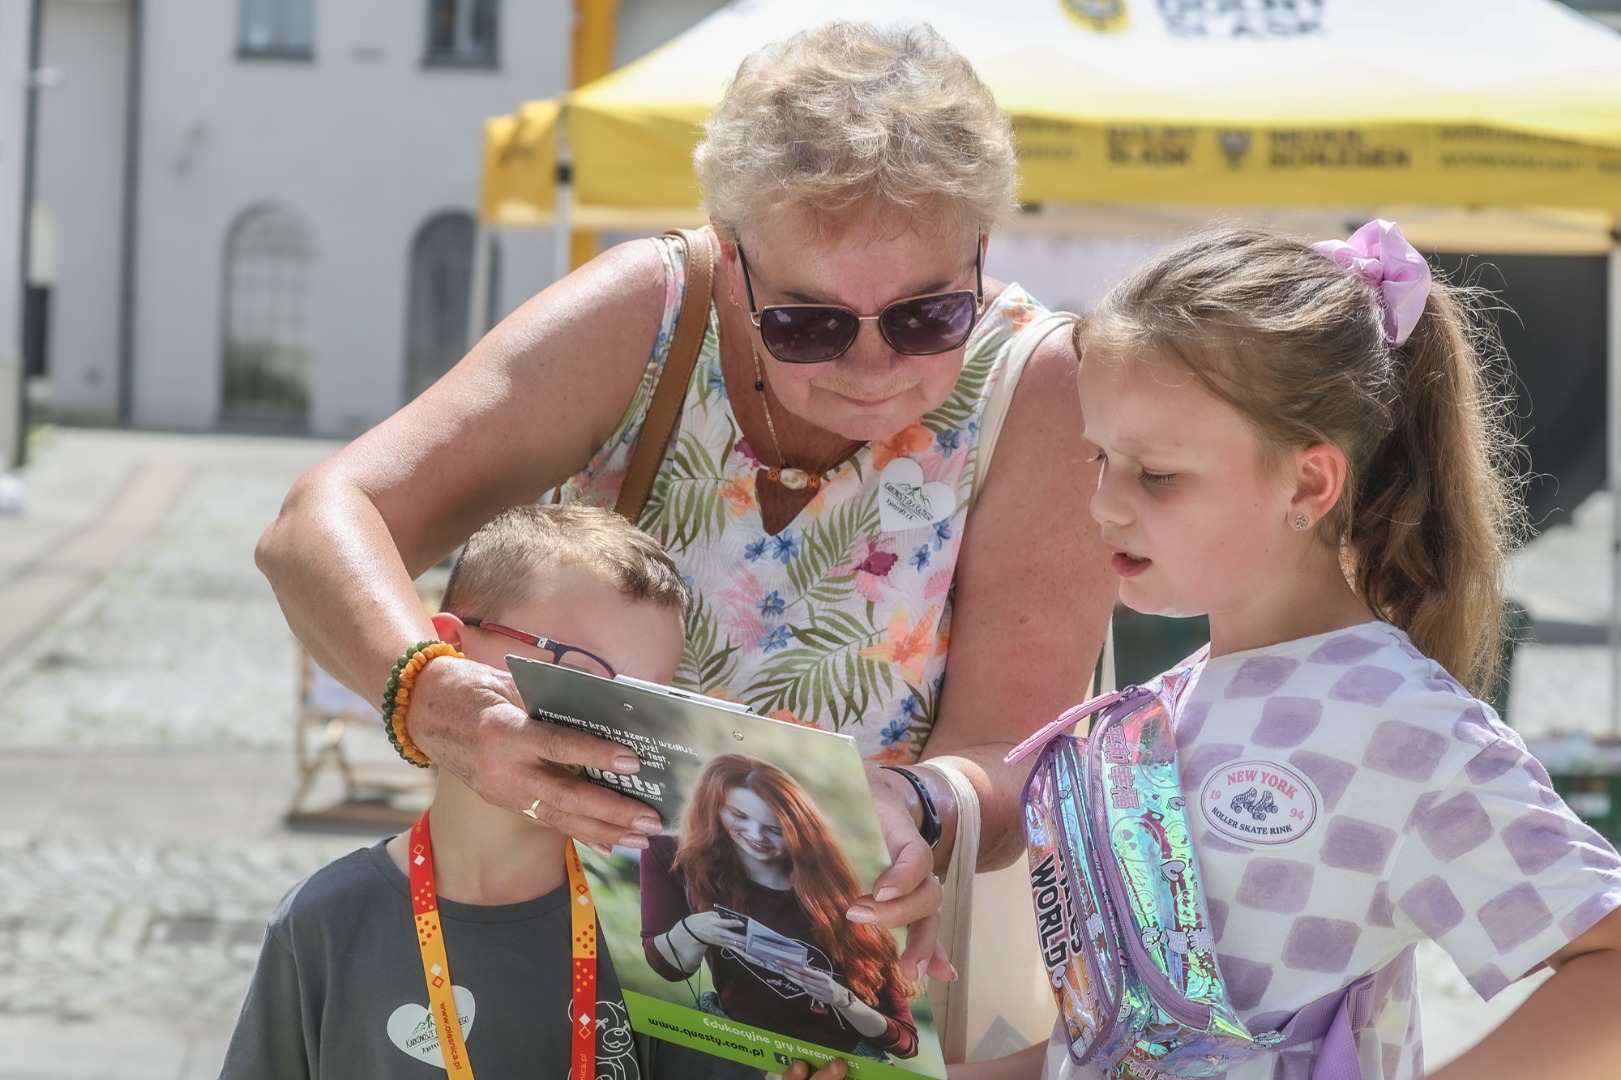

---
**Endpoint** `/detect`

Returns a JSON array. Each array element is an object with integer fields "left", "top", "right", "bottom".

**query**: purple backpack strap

[
  {"left": 1268, "top": 959, "right": 1399, "bottom": 1080},
  {"left": 1005, "top": 688, "right": 1135, "bottom": 766},
  {"left": 1006, "top": 647, "right": 1209, "bottom": 769}
]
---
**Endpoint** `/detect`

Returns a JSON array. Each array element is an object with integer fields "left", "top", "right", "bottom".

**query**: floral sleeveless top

[{"left": 561, "top": 235, "right": 1048, "bottom": 763}]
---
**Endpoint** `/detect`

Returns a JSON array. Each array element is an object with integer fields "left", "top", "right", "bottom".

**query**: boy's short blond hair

[{"left": 441, "top": 504, "right": 689, "bottom": 622}]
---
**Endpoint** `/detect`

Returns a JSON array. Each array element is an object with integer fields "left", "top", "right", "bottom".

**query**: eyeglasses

[
  {"left": 736, "top": 243, "right": 984, "bottom": 364},
  {"left": 459, "top": 617, "right": 616, "bottom": 680}
]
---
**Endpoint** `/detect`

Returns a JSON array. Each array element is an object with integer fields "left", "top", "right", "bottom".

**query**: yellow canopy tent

[
  {"left": 481, "top": 0, "right": 1621, "bottom": 240},
  {"left": 478, "top": 0, "right": 1621, "bottom": 711}
]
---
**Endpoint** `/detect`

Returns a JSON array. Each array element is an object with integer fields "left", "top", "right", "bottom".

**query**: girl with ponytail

[{"left": 1018, "top": 221, "right": 1621, "bottom": 1080}]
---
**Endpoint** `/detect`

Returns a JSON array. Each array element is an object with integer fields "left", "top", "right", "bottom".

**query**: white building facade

[
  {"left": 0, "top": 0, "right": 36, "bottom": 467},
  {"left": 30, "top": 0, "right": 577, "bottom": 437}
]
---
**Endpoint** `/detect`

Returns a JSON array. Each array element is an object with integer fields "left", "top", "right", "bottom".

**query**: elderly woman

[{"left": 256, "top": 20, "right": 1112, "bottom": 987}]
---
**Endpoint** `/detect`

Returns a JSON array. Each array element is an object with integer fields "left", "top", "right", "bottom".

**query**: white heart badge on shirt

[
  {"left": 387, "top": 986, "right": 476, "bottom": 1067},
  {"left": 878, "top": 458, "right": 956, "bottom": 533}
]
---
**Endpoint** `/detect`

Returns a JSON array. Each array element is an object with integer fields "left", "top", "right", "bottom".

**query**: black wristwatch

[{"left": 881, "top": 766, "right": 942, "bottom": 848}]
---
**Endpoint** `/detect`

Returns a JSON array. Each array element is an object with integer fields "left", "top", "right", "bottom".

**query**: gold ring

[{"left": 522, "top": 798, "right": 543, "bottom": 820}]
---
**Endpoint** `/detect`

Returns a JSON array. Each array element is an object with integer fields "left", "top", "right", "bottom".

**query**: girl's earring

[{"left": 1293, "top": 513, "right": 1310, "bottom": 531}]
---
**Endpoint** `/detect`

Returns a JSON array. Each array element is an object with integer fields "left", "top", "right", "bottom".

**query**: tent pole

[
  {"left": 1610, "top": 241, "right": 1621, "bottom": 737},
  {"left": 553, "top": 158, "right": 574, "bottom": 284}
]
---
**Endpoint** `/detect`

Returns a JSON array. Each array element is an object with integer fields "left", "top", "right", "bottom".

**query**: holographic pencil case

[{"left": 1007, "top": 670, "right": 1377, "bottom": 1080}]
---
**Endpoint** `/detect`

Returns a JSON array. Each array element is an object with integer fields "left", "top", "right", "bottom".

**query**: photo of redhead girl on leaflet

[{"left": 641, "top": 754, "right": 920, "bottom": 1061}]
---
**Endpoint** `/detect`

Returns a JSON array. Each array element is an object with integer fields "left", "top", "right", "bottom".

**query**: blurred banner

[
  {"left": 477, "top": 0, "right": 1621, "bottom": 734},
  {"left": 480, "top": 0, "right": 1621, "bottom": 231}
]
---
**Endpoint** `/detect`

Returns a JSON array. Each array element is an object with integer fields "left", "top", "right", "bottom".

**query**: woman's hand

[
  {"left": 407, "top": 656, "right": 667, "bottom": 851},
  {"left": 678, "top": 910, "right": 749, "bottom": 950},
  {"left": 775, "top": 962, "right": 845, "bottom": 1004},
  {"left": 769, "top": 963, "right": 886, "bottom": 1070},
  {"left": 652, "top": 909, "right": 747, "bottom": 974},
  {"left": 777, "top": 963, "right": 894, "bottom": 1040},
  {"left": 848, "top": 767, "right": 954, "bottom": 984}
]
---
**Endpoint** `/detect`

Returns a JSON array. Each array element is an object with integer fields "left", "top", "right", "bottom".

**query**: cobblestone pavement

[
  {"left": 0, "top": 427, "right": 1610, "bottom": 1077},
  {"left": 1, "top": 437, "right": 325, "bottom": 749},
  {"left": 0, "top": 430, "right": 407, "bottom": 1078},
  {"left": 0, "top": 830, "right": 346, "bottom": 1023}
]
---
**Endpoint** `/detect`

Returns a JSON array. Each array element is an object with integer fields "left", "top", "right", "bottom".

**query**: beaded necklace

[{"left": 750, "top": 343, "right": 839, "bottom": 492}]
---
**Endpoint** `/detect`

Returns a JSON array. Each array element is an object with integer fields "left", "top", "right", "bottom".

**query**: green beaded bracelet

[{"left": 381, "top": 639, "right": 445, "bottom": 768}]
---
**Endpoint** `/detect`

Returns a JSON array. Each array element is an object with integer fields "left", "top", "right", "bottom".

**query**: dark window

[
  {"left": 425, "top": 0, "right": 499, "bottom": 67},
  {"left": 221, "top": 204, "right": 315, "bottom": 432},
  {"left": 406, "top": 212, "right": 500, "bottom": 399},
  {"left": 239, "top": 0, "right": 314, "bottom": 59}
]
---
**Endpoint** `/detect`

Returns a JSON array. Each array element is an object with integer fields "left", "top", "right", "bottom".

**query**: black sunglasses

[
  {"left": 459, "top": 617, "right": 616, "bottom": 680},
  {"left": 737, "top": 243, "right": 984, "bottom": 364}
]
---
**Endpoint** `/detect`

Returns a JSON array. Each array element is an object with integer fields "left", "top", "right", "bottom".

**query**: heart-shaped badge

[
  {"left": 387, "top": 986, "right": 476, "bottom": 1067},
  {"left": 878, "top": 458, "right": 956, "bottom": 533}
]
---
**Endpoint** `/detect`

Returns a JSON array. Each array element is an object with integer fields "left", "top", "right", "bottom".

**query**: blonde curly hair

[{"left": 695, "top": 20, "right": 1017, "bottom": 241}]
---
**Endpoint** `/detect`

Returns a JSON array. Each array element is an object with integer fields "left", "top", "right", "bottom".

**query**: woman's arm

[
  {"left": 1426, "top": 905, "right": 1621, "bottom": 1078},
  {"left": 853, "top": 327, "right": 1111, "bottom": 982},
  {"left": 778, "top": 964, "right": 918, "bottom": 1054},
  {"left": 639, "top": 836, "right": 699, "bottom": 980},
  {"left": 865, "top": 326, "right": 1113, "bottom": 891},
  {"left": 921, "top": 327, "right": 1114, "bottom": 870},
  {"left": 861, "top": 964, "right": 921, "bottom": 1057},
  {"left": 256, "top": 239, "right": 682, "bottom": 850},
  {"left": 639, "top": 835, "right": 750, "bottom": 978},
  {"left": 650, "top": 912, "right": 749, "bottom": 976}
]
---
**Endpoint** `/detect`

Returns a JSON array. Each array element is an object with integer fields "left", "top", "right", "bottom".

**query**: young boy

[{"left": 222, "top": 504, "right": 754, "bottom": 1078}]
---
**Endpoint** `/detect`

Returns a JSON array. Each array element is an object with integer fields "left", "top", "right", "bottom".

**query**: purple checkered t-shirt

[{"left": 1045, "top": 621, "right": 1621, "bottom": 1080}]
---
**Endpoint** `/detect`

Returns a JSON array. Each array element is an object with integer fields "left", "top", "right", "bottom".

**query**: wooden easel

[{"left": 285, "top": 650, "right": 434, "bottom": 828}]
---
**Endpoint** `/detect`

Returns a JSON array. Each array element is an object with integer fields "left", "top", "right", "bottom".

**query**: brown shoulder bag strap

[{"left": 613, "top": 227, "right": 714, "bottom": 524}]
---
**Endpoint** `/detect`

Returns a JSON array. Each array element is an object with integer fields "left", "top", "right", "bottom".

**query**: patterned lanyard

[{"left": 408, "top": 810, "right": 598, "bottom": 1078}]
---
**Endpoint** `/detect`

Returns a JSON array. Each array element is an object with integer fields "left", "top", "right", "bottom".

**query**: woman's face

[
  {"left": 719, "top": 786, "right": 789, "bottom": 867},
  {"left": 727, "top": 209, "right": 983, "bottom": 443}
]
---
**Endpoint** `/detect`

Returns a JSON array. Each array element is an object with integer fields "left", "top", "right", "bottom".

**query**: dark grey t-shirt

[{"left": 221, "top": 840, "right": 758, "bottom": 1079}]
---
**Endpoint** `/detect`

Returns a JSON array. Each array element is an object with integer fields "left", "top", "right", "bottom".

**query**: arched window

[
  {"left": 405, "top": 211, "right": 499, "bottom": 400},
  {"left": 221, "top": 203, "right": 315, "bottom": 431}
]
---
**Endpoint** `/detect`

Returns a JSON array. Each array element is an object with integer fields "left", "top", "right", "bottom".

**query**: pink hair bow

[{"left": 1311, "top": 220, "right": 1432, "bottom": 347}]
